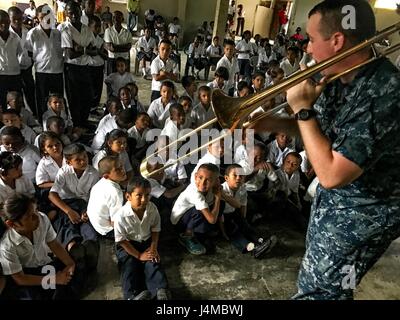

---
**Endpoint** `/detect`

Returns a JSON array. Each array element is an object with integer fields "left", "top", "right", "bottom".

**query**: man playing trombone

[{"left": 252, "top": 0, "right": 400, "bottom": 299}]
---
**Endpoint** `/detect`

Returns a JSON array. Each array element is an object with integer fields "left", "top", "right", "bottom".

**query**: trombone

[{"left": 140, "top": 21, "right": 400, "bottom": 178}]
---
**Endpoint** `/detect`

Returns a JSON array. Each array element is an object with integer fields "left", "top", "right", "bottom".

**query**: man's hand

[
  {"left": 67, "top": 209, "right": 81, "bottom": 224},
  {"left": 286, "top": 76, "right": 328, "bottom": 114}
]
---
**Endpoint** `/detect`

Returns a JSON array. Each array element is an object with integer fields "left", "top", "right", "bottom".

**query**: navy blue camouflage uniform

[{"left": 293, "top": 58, "right": 400, "bottom": 300}]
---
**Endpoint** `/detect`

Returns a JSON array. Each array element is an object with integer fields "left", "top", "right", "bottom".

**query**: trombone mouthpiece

[{"left": 140, "top": 159, "right": 150, "bottom": 179}]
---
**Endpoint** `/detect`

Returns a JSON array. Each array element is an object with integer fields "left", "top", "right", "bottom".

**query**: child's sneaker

[
  {"left": 253, "top": 235, "right": 277, "bottom": 259},
  {"left": 156, "top": 288, "right": 172, "bottom": 300},
  {"left": 178, "top": 233, "right": 206, "bottom": 255}
]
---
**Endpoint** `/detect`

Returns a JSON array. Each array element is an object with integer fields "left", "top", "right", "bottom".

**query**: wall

[{"left": 0, "top": 0, "right": 48, "bottom": 10}]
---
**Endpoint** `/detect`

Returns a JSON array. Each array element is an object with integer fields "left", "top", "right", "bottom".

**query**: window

[{"left": 374, "top": 0, "right": 397, "bottom": 10}]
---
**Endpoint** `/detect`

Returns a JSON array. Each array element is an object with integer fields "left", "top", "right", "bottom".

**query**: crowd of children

[{"left": 0, "top": 1, "right": 319, "bottom": 301}]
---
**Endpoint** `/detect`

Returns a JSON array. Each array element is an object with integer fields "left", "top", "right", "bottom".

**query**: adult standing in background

[
  {"left": 127, "top": 0, "right": 140, "bottom": 35},
  {"left": 278, "top": 5, "right": 288, "bottom": 34},
  {"left": 81, "top": 0, "right": 95, "bottom": 26},
  {"left": 235, "top": 4, "right": 245, "bottom": 37}
]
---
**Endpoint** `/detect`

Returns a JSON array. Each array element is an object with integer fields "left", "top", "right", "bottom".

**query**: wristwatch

[{"left": 294, "top": 108, "right": 317, "bottom": 121}]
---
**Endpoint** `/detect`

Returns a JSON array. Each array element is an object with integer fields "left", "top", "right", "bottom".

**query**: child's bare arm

[
  {"left": 218, "top": 216, "right": 229, "bottom": 240},
  {"left": 149, "top": 232, "right": 160, "bottom": 262},
  {"left": 221, "top": 190, "right": 241, "bottom": 209},
  {"left": 47, "top": 239, "right": 75, "bottom": 273},
  {"left": 37, "top": 182, "right": 54, "bottom": 189},
  {"left": 163, "top": 184, "right": 186, "bottom": 199},
  {"left": 200, "top": 186, "right": 222, "bottom": 224},
  {"left": 48, "top": 192, "right": 81, "bottom": 224},
  {"left": 119, "top": 240, "right": 154, "bottom": 261}
]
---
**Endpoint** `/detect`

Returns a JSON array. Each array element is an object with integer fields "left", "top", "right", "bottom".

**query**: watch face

[{"left": 299, "top": 110, "right": 309, "bottom": 120}]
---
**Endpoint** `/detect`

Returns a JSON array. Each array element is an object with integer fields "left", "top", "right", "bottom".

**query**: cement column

[
  {"left": 178, "top": 0, "right": 187, "bottom": 47},
  {"left": 213, "top": 0, "right": 230, "bottom": 43}
]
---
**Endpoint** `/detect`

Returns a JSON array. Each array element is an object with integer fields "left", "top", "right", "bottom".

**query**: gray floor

[{"left": 85, "top": 46, "right": 400, "bottom": 300}]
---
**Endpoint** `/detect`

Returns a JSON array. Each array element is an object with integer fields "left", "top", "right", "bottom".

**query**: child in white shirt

[
  {"left": 267, "top": 132, "right": 295, "bottom": 168},
  {"left": 87, "top": 156, "right": 126, "bottom": 238},
  {"left": 105, "top": 57, "right": 136, "bottom": 97},
  {"left": 191, "top": 86, "right": 215, "bottom": 129},
  {"left": 1, "top": 109, "right": 36, "bottom": 145},
  {"left": 147, "top": 80, "right": 175, "bottom": 129}
]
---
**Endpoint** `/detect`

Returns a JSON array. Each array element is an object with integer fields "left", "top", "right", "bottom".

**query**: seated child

[
  {"left": 273, "top": 152, "right": 307, "bottom": 230},
  {"left": 128, "top": 112, "right": 152, "bottom": 163},
  {"left": 104, "top": 57, "right": 135, "bottom": 97},
  {"left": 177, "top": 95, "right": 193, "bottom": 129},
  {"left": 191, "top": 85, "right": 214, "bottom": 129},
  {"left": 0, "top": 193, "right": 77, "bottom": 300},
  {"left": 190, "top": 139, "right": 224, "bottom": 184},
  {"left": 119, "top": 86, "right": 145, "bottom": 113},
  {"left": 1, "top": 109, "right": 36, "bottom": 145},
  {"left": 6, "top": 91, "right": 39, "bottom": 129},
  {"left": 36, "top": 132, "right": 66, "bottom": 220},
  {"left": 180, "top": 75, "right": 199, "bottom": 106},
  {"left": 161, "top": 103, "right": 186, "bottom": 144},
  {"left": 147, "top": 80, "right": 175, "bottom": 129},
  {"left": 87, "top": 156, "right": 126, "bottom": 238},
  {"left": 126, "top": 82, "right": 145, "bottom": 113},
  {"left": 114, "top": 177, "right": 170, "bottom": 300},
  {"left": 235, "top": 80, "right": 254, "bottom": 97},
  {"left": 220, "top": 164, "right": 277, "bottom": 258},
  {"left": 267, "top": 132, "right": 295, "bottom": 168},
  {"left": 251, "top": 71, "right": 266, "bottom": 94},
  {"left": 99, "top": 97, "right": 123, "bottom": 127},
  {"left": 42, "top": 93, "right": 80, "bottom": 141},
  {"left": 91, "top": 108, "right": 137, "bottom": 151},
  {"left": 48, "top": 143, "right": 100, "bottom": 280},
  {"left": 0, "top": 126, "right": 40, "bottom": 182},
  {"left": 206, "top": 66, "right": 229, "bottom": 93},
  {"left": 0, "top": 152, "right": 35, "bottom": 205},
  {"left": 35, "top": 116, "right": 71, "bottom": 148},
  {"left": 171, "top": 163, "right": 222, "bottom": 255}
]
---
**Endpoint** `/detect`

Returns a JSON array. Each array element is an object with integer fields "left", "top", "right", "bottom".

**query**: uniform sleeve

[
  {"left": 0, "top": 245, "right": 22, "bottom": 275},
  {"left": 192, "top": 191, "right": 209, "bottom": 211},
  {"left": 50, "top": 170, "right": 66, "bottom": 195},
  {"left": 36, "top": 160, "right": 51, "bottom": 185},
  {"left": 43, "top": 214, "right": 57, "bottom": 243},
  {"left": 150, "top": 59, "right": 159, "bottom": 76},
  {"left": 177, "top": 162, "right": 187, "bottom": 179},
  {"left": 25, "top": 30, "right": 33, "bottom": 52},
  {"left": 114, "top": 215, "right": 127, "bottom": 243},
  {"left": 103, "top": 28, "right": 111, "bottom": 43}
]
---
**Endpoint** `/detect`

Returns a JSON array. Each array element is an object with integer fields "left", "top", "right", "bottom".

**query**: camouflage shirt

[{"left": 313, "top": 57, "right": 400, "bottom": 210}]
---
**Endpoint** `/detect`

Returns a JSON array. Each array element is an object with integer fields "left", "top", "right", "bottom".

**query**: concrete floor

[{"left": 85, "top": 46, "right": 400, "bottom": 300}]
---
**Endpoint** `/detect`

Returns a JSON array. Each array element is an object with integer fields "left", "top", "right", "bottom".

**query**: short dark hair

[
  {"left": 126, "top": 176, "right": 151, "bottom": 194},
  {"left": 160, "top": 38, "right": 172, "bottom": 47},
  {"left": 178, "top": 95, "right": 192, "bottom": 105},
  {"left": 0, "top": 126, "right": 24, "bottom": 141},
  {"left": 160, "top": 80, "right": 175, "bottom": 91},
  {"left": 237, "top": 80, "right": 254, "bottom": 93},
  {"left": 224, "top": 39, "right": 235, "bottom": 47},
  {"left": 3, "top": 193, "right": 35, "bottom": 222},
  {"left": 115, "top": 57, "right": 127, "bottom": 66},
  {"left": 7, "top": 6, "right": 22, "bottom": 15},
  {"left": 63, "top": 143, "right": 86, "bottom": 160},
  {"left": 252, "top": 71, "right": 266, "bottom": 80},
  {"left": 98, "top": 155, "right": 120, "bottom": 176},
  {"left": 215, "top": 66, "right": 229, "bottom": 81},
  {"left": 46, "top": 116, "right": 65, "bottom": 129},
  {"left": 89, "top": 15, "right": 101, "bottom": 26},
  {"left": 2, "top": 109, "right": 20, "bottom": 117},
  {"left": 116, "top": 108, "right": 137, "bottom": 128},
  {"left": 284, "top": 151, "right": 302, "bottom": 164},
  {"left": 225, "top": 164, "right": 243, "bottom": 176},
  {"left": 197, "top": 163, "right": 219, "bottom": 175},
  {"left": 0, "top": 151, "right": 23, "bottom": 176},
  {"left": 181, "top": 75, "right": 196, "bottom": 89},
  {"left": 198, "top": 85, "right": 211, "bottom": 95},
  {"left": 308, "top": 0, "right": 376, "bottom": 45},
  {"left": 169, "top": 103, "right": 184, "bottom": 115}
]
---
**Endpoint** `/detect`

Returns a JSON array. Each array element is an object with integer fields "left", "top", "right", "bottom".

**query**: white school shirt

[
  {"left": 235, "top": 39, "right": 252, "bottom": 60},
  {"left": 216, "top": 55, "right": 239, "bottom": 90},
  {"left": 168, "top": 23, "right": 181, "bottom": 35},
  {"left": 206, "top": 44, "right": 222, "bottom": 58},
  {"left": 104, "top": 72, "right": 136, "bottom": 97},
  {"left": 19, "top": 107, "right": 39, "bottom": 128},
  {"left": 150, "top": 56, "right": 178, "bottom": 92},
  {"left": 267, "top": 139, "right": 294, "bottom": 168},
  {"left": 50, "top": 164, "right": 99, "bottom": 201},
  {"left": 87, "top": 177, "right": 124, "bottom": 235},
  {"left": 25, "top": 26, "right": 64, "bottom": 74},
  {"left": 0, "top": 32, "right": 22, "bottom": 75},
  {"left": 8, "top": 143, "right": 40, "bottom": 182},
  {"left": 244, "top": 168, "right": 278, "bottom": 192},
  {"left": 42, "top": 108, "right": 73, "bottom": 130},
  {"left": 300, "top": 150, "right": 312, "bottom": 174},
  {"left": 190, "top": 102, "right": 215, "bottom": 129},
  {"left": 257, "top": 48, "right": 276, "bottom": 66},
  {"left": 188, "top": 43, "right": 205, "bottom": 59},
  {"left": 206, "top": 80, "right": 229, "bottom": 94},
  {"left": 0, "top": 175, "right": 35, "bottom": 205},
  {"left": 147, "top": 177, "right": 166, "bottom": 199},
  {"left": 92, "top": 149, "right": 133, "bottom": 173},
  {"left": 114, "top": 201, "right": 161, "bottom": 243},
  {"left": 0, "top": 213, "right": 56, "bottom": 275},
  {"left": 160, "top": 120, "right": 185, "bottom": 143},
  {"left": 24, "top": 7, "right": 36, "bottom": 18},
  {"left": 9, "top": 26, "right": 32, "bottom": 70},
  {"left": 88, "top": 34, "right": 105, "bottom": 67},
  {"left": 222, "top": 182, "right": 247, "bottom": 214},
  {"left": 104, "top": 25, "right": 132, "bottom": 60},
  {"left": 61, "top": 22, "right": 95, "bottom": 65},
  {"left": 233, "top": 144, "right": 252, "bottom": 175},
  {"left": 81, "top": 10, "right": 89, "bottom": 26},
  {"left": 171, "top": 183, "right": 214, "bottom": 225},
  {"left": 275, "top": 168, "right": 300, "bottom": 196},
  {"left": 147, "top": 97, "right": 174, "bottom": 129},
  {"left": 21, "top": 125, "right": 37, "bottom": 145},
  {"left": 190, "top": 151, "right": 220, "bottom": 184},
  {"left": 163, "top": 158, "right": 187, "bottom": 181},
  {"left": 128, "top": 126, "right": 150, "bottom": 149},
  {"left": 36, "top": 156, "right": 66, "bottom": 185},
  {"left": 137, "top": 35, "right": 157, "bottom": 52},
  {"left": 91, "top": 116, "right": 119, "bottom": 151},
  {"left": 280, "top": 58, "right": 300, "bottom": 78}
]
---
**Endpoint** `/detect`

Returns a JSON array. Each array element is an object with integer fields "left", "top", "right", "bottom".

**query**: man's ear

[
  {"left": 125, "top": 192, "right": 131, "bottom": 202},
  {"left": 332, "top": 32, "right": 346, "bottom": 53}
]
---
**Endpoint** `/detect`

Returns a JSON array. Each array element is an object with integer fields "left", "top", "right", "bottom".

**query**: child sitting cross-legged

[
  {"left": 1, "top": 109, "right": 37, "bottom": 145},
  {"left": 114, "top": 176, "right": 171, "bottom": 300},
  {"left": 220, "top": 164, "right": 277, "bottom": 258},
  {"left": 171, "top": 163, "right": 222, "bottom": 255},
  {"left": 0, "top": 193, "right": 77, "bottom": 300},
  {"left": 87, "top": 156, "right": 126, "bottom": 239}
]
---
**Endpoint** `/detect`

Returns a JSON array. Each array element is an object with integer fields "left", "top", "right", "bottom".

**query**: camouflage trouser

[{"left": 293, "top": 197, "right": 400, "bottom": 300}]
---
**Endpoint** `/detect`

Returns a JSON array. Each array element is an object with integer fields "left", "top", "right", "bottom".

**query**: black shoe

[{"left": 253, "top": 235, "right": 277, "bottom": 259}]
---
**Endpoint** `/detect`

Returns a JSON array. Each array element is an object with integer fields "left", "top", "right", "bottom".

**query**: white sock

[{"left": 142, "top": 67, "right": 146, "bottom": 76}]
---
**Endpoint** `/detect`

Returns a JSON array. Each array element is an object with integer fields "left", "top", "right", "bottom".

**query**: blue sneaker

[{"left": 178, "top": 234, "right": 206, "bottom": 255}]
